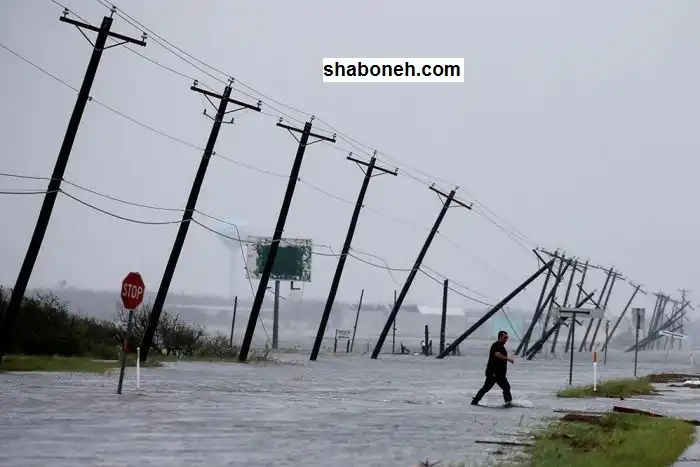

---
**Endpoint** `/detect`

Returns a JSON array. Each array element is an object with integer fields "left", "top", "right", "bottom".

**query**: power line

[
  {"left": 78, "top": 0, "right": 541, "bottom": 254},
  {"left": 4, "top": 12, "right": 663, "bottom": 309},
  {"left": 0, "top": 33, "right": 532, "bottom": 288}
]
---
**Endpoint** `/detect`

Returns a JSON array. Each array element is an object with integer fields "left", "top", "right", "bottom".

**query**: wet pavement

[{"left": 1, "top": 343, "right": 699, "bottom": 466}]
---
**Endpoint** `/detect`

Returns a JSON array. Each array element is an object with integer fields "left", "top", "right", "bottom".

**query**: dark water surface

[{"left": 1, "top": 346, "right": 699, "bottom": 466}]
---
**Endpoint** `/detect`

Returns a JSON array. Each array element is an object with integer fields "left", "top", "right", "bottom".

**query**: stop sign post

[{"left": 117, "top": 272, "right": 145, "bottom": 395}]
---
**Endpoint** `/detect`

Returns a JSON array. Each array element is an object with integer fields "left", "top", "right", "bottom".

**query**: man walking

[{"left": 471, "top": 330, "right": 514, "bottom": 406}]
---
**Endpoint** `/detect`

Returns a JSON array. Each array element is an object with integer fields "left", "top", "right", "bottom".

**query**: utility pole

[
  {"left": 550, "top": 259, "right": 578, "bottom": 354},
  {"left": 273, "top": 280, "right": 280, "bottom": 349},
  {"left": 310, "top": 152, "right": 397, "bottom": 361},
  {"left": 371, "top": 185, "right": 472, "bottom": 359},
  {"left": 565, "top": 260, "right": 589, "bottom": 352},
  {"left": 440, "top": 279, "right": 448, "bottom": 354},
  {"left": 140, "top": 80, "right": 261, "bottom": 361},
  {"left": 601, "top": 283, "right": 643, "bottom": 352},
  {"left": 539, "top": 256, "right": 570, "bottom": 340},
  {"left": 349, "top": 289, "right": 364, "bottom": 353},
  {"left": 515, "top": 250, "right": 554, "bottom": 356},
  {"left": 392, "top": 289, "right": 397, "bottom": 354},
  {"left": 517, "top": 251, "right": 570, "bottom": 356},
  {"left": 239, "top": 118, "right": 336, "bottom": 362},
  {"left": 0, "top": 9, "right": 147, "bottom": 362},
  {"left": 437, "top": 260, "right": 555, "bottom": 359},
  {"left": 579, "top": 267, "right": 613, "bottom": 352},
  {"left": 229, "top": 295, "right": 238, "bottom": 347},
  {"left": 588, "top": 269, "right": 621, "bottom": 351}
]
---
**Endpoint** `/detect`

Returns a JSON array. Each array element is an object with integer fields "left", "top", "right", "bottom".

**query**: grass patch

[
  {"left": 557, "top": 377, "right": 657, "bottom": 398},
  {"left": 514, "top": 412, "right": 694, "bottom": 467},
  {"left": 1, "top": 354, "right": 162, "bottom": 373}
]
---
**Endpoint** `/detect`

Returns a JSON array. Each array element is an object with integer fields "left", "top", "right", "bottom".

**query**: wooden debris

[
  {"left": 475, "top": 439, "right": 534, "bottom": 447},
  {"left": 612, "top": 406, "right": 663, "bottom": 418},
  {"left": 613, "top": 405, "right": 700, "bottom": 426},
  {"left": 553, "top": 408, "right": 607, "bottom": 415}
]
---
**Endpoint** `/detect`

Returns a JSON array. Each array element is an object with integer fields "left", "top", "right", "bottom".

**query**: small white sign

[
  {"left": 336, "top": 330, "right": 351, "bottom": 340},
  {"left": 554, "top": 307, "right": 604, "bottom": 319}
]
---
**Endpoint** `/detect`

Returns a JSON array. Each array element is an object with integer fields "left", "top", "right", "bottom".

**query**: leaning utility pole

[
  {"left": 539, "top": 256, "right": 570, "bottom": 340},
  {"left": 310, "top": 152, "right": 397, "bottom": 361},
  {"left": 515, "top": 250, "right": 554, "bottom": 356},
  {"left": 371, "top": 185, "right": 472, "bottom": 359},
  {"left": 140, "top": 80, "right": 261, "bottom": 361},
  {"left": 565, "top": 260, "right": 589, "bottom": 352},
  {"left": 601, "top": 283, "right": 643, "bottom": 352},
  {"left": 550, "top": 259, "right": 578, "bottom": 353},
  {"left": 239, "top": 118, "right": 336, "bottom": 362},
  {"left": 587, "top": 269, "right": 621, "bottom": 351},
  {"left": 579, "top": 267, "right": 613, "bottom": 352},
  {"left": 0, "top": 9, "right": 147, "bottom": 362},
  {"left": 517, "top": 251, "right": 570, "bottom": 356},
  {"left": 437, "top": 260, "right": 555, "bottom": 359}
]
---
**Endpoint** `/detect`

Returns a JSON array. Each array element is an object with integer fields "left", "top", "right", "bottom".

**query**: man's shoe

[
  {"left": 504, "top": 401, "right": 514, "bottom": 407},
  {"left": 471, "top": 399, "right": 479, "bottom": 406}
]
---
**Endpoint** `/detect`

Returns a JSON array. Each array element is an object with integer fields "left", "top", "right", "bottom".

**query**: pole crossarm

[
  {"left": 59, "top": 16, "right": 147, "bottom": 47},
  {"left": 191, "top": 84, "right": 262, "bottom": 113},
  {"left": 429, "top": 184, "right": 472, "bottom": 210},
  {"left": 277, "top": 119, "right": 336, "bottom": 144},
  {"left": 347, "top": 154, "right": 398, "bottom": 176}
]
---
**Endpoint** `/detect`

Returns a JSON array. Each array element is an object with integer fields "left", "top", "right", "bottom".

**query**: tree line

[{"left": 0, "top": 286, "right": 267, "bottom": 360}]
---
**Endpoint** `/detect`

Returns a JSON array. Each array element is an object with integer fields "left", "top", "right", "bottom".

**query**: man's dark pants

[{"left": 472, "top": 372, "right": 512, "bottom": 404}]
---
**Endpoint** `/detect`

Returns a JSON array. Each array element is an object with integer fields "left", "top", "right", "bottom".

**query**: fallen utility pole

[
  {"left": 646, "top": 293, "right": 670, "bottom": 351},
  {"left": 601, "top": 283, "right": 643, "bottom": 352},
  {"left": 349, "top": 289, "right": 364, "bottom": 353},
  {"left": 644, "top": 292, "right": 667, "bottom": 350},
  {"left": 550, "top": 259, "right": 578, "bottom": 353},
  {"left": 579, "top": 267, "right": 613, "bottom": 352},
  {"left": 539, "top": 256, "right": 571, "bottom": 340},
  {"left": 140, "top": 80, "right": 261, "bottom": 361},
  {"left": 440, "top": 279, "right": 448, "bottom": 353},
  {"left": 239, "top": 118, "right": 336, "bottom": 362},
  {"left": 626, "top": 299, "right": 691, "bottom": 352},
  {"left": 437, "top": 259, "right": 554, "bottom": 359},
  {"left": 588, "top": 269, "right": 622, "bottom": 351},
  {"left": 310, "top": 152, "right": 397, "bottom": 361},
  {"left": 514, "top": 250, "right": 554, "bottom": 355},
  {"left": 517, "top": 253, "right": 570, "bottom": 356},
  {"left": 525, "top": 290, "right": 596, "bottom": 360},
  {"left": 564, "top": 260, "right": 589, "bottom": 352},
  {"left": 371, "top": 185, "right": 472, "bottom": 359},
  {"left": 0, "top": 10, "right": 147, "bottom": 362}
]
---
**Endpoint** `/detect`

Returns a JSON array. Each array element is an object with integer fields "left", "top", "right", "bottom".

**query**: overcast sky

[{"left": 1, "top": 0, "right": 698, "bottom": 315}]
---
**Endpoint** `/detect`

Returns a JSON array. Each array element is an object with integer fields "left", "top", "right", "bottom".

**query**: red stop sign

[{"left": 121, "top": 272, "right": 145, "bottom": 310}]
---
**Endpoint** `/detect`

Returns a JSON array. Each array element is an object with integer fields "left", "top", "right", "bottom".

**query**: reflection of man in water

[{"left": 471, "top": 330, "right": 514, "bottom": 406}]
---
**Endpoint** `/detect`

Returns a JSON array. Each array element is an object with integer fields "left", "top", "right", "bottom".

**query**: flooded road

[{"left": 1, "top": 344, "right": 698, "bottom": 466}]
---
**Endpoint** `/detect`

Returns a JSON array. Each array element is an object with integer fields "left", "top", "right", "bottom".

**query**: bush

[
  {"left": 1, "top": 286, "right": 121, "bottom": 359},
  {"left": 1, "top": 286, "right": 273, "bottom": 362}
]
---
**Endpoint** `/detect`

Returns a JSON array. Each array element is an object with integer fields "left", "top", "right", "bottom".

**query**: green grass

[
  {"left": 557, "top": 377, "right": 658, "bottom": 398},
  {"left": 1, "top": 354, "right": 162, "bottom": 373},
  {"left": 514, "top": 413, "right": 695, "bottom": 467}
]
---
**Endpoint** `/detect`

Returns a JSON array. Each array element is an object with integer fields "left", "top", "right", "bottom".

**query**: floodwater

[{"left": 1, "top": 342, "right": 699, "bottom": 467}]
